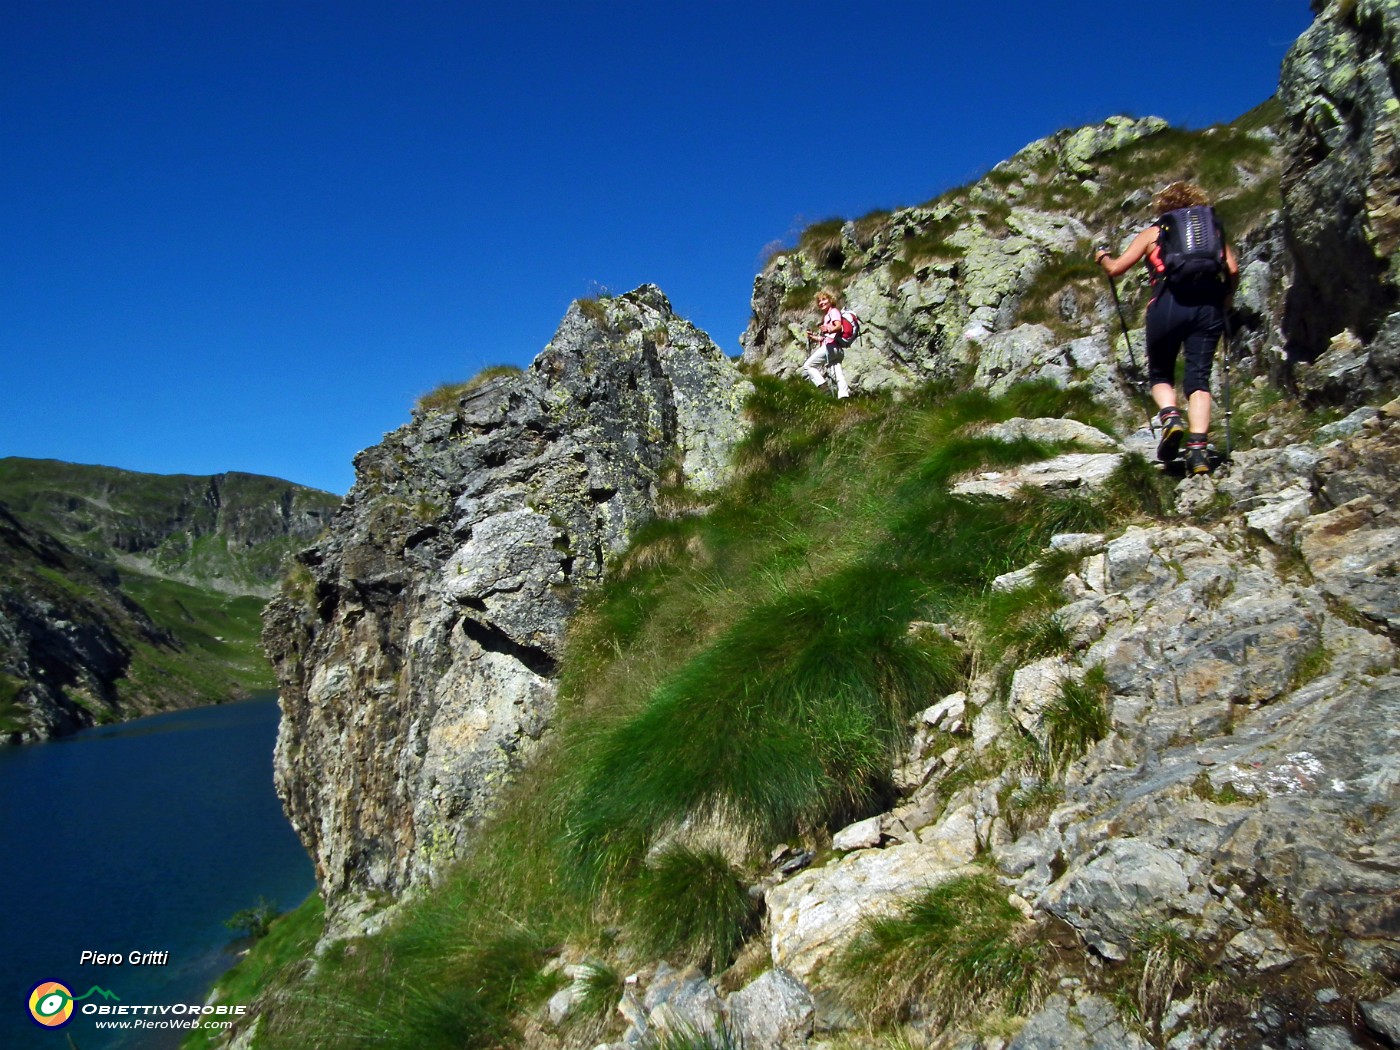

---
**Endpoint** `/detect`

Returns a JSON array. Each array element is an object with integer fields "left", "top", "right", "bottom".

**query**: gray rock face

[
  {"left": 263, "top": 285, "right": 751, "bottom": 899},
  {"left": 1280, "top": 0, "right": 1400, "bottom": 366},
  {"left": 1299, "top": 396, "right": 1400, "bottom": 631},
  {"left": 725, "top": 968, "right": 814, "bottom": 1050},
  {"left": 950, "top": 452, "right": 1126, "bottom": 499},
  {"left": 740, "top": 117, "right": 1167, "bottom": 400},
  {"left": 1007, "top": 994, "right": 1153, "bottom": 1050}
]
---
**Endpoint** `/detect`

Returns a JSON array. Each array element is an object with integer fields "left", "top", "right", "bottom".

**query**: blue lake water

[{"left": 1, "top": 696, "right": 316, "bottom": 1050}]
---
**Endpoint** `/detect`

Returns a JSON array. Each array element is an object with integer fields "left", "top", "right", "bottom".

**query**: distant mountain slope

[
  {"left": 0, "top": 459, "right": 341, "bottom": 742},
  {"left": 0, "top": 457, "right": 341, "bottom": 597}
]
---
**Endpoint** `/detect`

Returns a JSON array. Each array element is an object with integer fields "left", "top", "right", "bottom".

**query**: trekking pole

[
  {"left": 1219, "top": 306, "right": 1235, "bottom": 462},
  {"left": 1100, "top": 257, "right": 1158, "bottom": 440}
]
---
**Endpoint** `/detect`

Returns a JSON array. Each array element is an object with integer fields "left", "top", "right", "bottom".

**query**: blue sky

[{"left": 3, "top": 1, "right": 1313, "bottom": 496}]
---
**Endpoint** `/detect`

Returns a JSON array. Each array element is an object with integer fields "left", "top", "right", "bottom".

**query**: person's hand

[{"left": 1094, "top": 246, "right": 1112, "bottom": 267}]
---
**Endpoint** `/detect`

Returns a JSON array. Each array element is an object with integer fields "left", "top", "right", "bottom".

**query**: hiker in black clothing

[{"left": 1095, "top": 182, "right": 1239, "bottom": 475}]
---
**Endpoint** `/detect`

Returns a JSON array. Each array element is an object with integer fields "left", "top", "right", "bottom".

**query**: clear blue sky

[{"left": 3, "top": 1, "right": 1313, "bottom": 496}]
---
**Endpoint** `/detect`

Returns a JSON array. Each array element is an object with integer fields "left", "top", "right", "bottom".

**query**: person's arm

[
  {"left": 1095, "top": 226, "right": 1159, "bottom": 278},
  {"left": 1224, "top": 242, "right": 1240, "bottom": 289}
]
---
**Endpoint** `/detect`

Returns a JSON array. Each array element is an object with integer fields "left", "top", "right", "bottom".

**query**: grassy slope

[
  {"left": 218, "top": 377, "right": 1170, "bottom": 1050},
  {"left": 116, "top": 571, "right": 275, "bottom": 704}
]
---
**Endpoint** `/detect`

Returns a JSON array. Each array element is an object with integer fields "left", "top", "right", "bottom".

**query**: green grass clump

[
  {"left": 1189, "top": 772, "right": 1248, "bottom": 806},
  {"left": 1111, "top": 923, "right": 1219, "bottom": 1045},
  {"left": 1014, "top": 251, "right": 1105, "bottom": 338},
  {"left": 999, "top": 779, "right": 1064, "bottom": 838},
  {"left": 900, "top": 214, "right": 965, "bottom": 264},
  {"left": 1039, "top": 666, "right": 1111, "bottom": 774},
  {"left": 263, "top": 925, "right": 566, "bottom": 1050},
  {"left": 561, "top": 562, "right": 965, "bottom": 879},
  {"left": 414, "top": 365, "right": 523, "bottom": 415},
  {"left": 833, "top": 872, "right": 1047, "bottom": 1026},
  {"left": 798, "top": 217, "right": 848, "bottom": 270},
  {"left": 646, "top": 1021, "right": 746, "bottom": 1050},
  {"left": 626, "top": 846, "right": 758, "bottom": 972},
  {"left": 575, "top": 960, "right": 625, "bottom": 1021}
]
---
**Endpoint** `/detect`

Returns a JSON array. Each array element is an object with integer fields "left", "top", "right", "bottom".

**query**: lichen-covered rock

[
  {"left": 739, "top": 117, "right": 1167, "bottom": 399},
  {"left": 949, "top": 452, "right": 1126, "bottom": 499},
  {"left": 1280, "top": 0, "right": 1400, "bottom": 367},
  {"left": 1300, "top": 397, "right": 1400, "bottom": 630},
  {"left": 725, "top": 968, "right": 813, "bottom": 1050},
  {"left": 264, "top": 285, "right": 752, "bottom": 900},
  {"left": 1007, "top": 994, "right": 1153, "bottom": 1050},
  {"left": 764, "top": 841, "right": 976, "bottom": 980}
]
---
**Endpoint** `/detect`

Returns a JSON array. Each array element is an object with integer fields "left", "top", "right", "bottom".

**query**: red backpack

[{"left": 837, "top": 309, "right": 861, "bottom": 346}]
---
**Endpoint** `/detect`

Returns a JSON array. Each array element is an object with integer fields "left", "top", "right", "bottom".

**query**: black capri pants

[{"left": 1145, "top": 286, "right": 1224, "bottom": 398}]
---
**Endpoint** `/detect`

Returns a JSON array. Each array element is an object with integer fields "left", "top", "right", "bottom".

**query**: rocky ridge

[
  {"left": 247, "top": 2, "right": 1400, "bottom": 1048},
  {"left": 264, "top": 285, "right": 750, "bottom": 898},
  {"left": 739, "top": 113, "right": 1279, "bottom": 414},
  {"left": 533, "top": 399, "right": 1398, "bottom": 1050}
]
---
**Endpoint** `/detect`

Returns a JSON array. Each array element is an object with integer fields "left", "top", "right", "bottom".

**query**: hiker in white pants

[{"left": 804, "top": 289, "right": 851, "bottom": 398}]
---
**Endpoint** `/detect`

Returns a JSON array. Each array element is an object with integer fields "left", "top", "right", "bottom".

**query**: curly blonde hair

[
  {"left": 1153, "top": 181, "right": 1211, "bottom": 214},
  {"left": 815, "top": 288, "right": 841, "bottom": 308}
]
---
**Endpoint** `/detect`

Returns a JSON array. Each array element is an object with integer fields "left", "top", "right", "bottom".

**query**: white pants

[{"left": 803, "top": 346, "right": 849, "bottom": 397}]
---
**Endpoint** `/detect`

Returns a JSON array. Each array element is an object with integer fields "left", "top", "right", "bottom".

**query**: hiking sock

[{"left": 1156, "top": 407, "right": 1186, "bottom": 462}]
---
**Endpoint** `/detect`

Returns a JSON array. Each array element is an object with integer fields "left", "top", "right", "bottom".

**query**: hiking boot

[
  {"left": 1156, "top": 409, "right": 1186, "bottom": 462},
  {"left": 1185, "top": 444, "right": 1211, "bottom": 476}
]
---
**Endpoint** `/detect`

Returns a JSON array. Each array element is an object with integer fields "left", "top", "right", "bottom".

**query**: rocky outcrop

[
  {"left": 739, "top": 113, "right": 1289, "bottom": 420},
  {"left": 237, "top": 8, "right": 1400, "bottom": 1048},
  {"left": 1280, "top": 0, "right": 1400, "bottom": 384},
  {"left": 521, "top": 401, "right": 1399, "bottom": 1050},
  {"left": 263, "top": 285, "right": 751, "bottom": 901}
]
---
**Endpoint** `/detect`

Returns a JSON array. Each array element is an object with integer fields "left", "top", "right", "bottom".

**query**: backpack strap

[{"left": 1144, "top": 216, "right": 1169, "bottom": 287}]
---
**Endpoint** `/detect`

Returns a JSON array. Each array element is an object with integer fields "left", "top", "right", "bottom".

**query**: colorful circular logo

[{"left": 28, "top": 980, "right": 75, "bottom": 1028}]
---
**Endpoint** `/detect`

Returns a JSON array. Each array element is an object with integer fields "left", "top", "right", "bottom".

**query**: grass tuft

[
  {"left": 833, "top": 872, "right": 1047, "bottom": 1026},
  {"left": 1039, "top": 666, "right": 1111, "bottom": 773},
  {"left": 414, "top": 365, "right": 523, "bottom": 414},
  {"left": 575, "top": 960, "right": 625, "bottom": 1021},
  {"left": 626, "top": 846, "right": 758, "bottom": 973}
]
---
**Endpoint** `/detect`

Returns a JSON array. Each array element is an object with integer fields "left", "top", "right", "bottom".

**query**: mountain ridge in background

[{"left": 0, "top": 457, "right": 340, "bottom": 742}]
